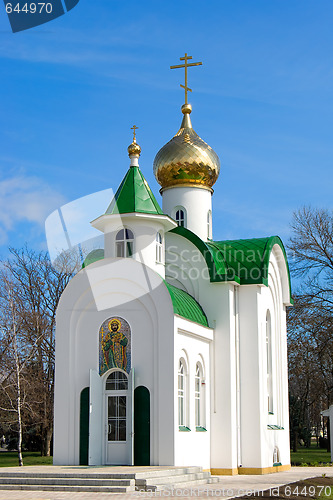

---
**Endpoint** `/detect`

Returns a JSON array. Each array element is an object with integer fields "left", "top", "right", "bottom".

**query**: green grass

[
  {"left": 291, "top": 444, "right": 332, "bottom": 466},
  {"left": 0, "top": 451, "right": 52, "bottom": 467}
]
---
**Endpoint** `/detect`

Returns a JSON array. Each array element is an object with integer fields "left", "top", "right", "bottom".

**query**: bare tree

[
  {"left": 288, "top": 207, "right": 333, "bottom": 451},
  {"left": 0, "top": 247, "right": 78, "bottom": 457},
  {"left": 0, "top": 273, "right": 45, "bottom": 465}
]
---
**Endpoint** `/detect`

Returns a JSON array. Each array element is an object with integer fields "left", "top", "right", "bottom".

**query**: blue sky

[{"left": 0, "top": 0, "right": 332, "bottom": 262}]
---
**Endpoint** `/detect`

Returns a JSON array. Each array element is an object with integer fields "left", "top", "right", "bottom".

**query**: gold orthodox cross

[
  {"left": 170, "top": 53, "right": 202, "bottom": 104},
  {"left": 131, "top": 125, "right": 138, "bottom": 141}
]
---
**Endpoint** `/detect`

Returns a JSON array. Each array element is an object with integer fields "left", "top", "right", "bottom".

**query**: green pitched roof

[
  {"left": 207, "top": 237, "right": 287, "bottom": 286},
  {"left": 170, "top": 226, "right": 293, "bottom": 303},
  {"left": 164, "top": 281, "right": 209, "bottom": 327},
  {"left": 106, "top": 166, "right": 163, "bottom": 215}
]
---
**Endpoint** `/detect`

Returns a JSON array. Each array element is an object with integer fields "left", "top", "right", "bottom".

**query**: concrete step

[
  {"left": 0, "top": 466, "right": 214, "bottom": 493},
  {"left": 0, "top": 477, "right": 135, "bottom": 487},
  {"left": 134, "top": 466, "right": 203, "bottom": 479},
  {"left": 141, "top": 478, "right": 216, "bottom": 492},
  {"left": 0, "top": 484, "right": 135, "bottom": 493},
  {"left": 0, "top": 471, "right": 137, "bottom": 479},
  {"left": 136, "top": 471, "right": 210, "bottom": 487},
  {"left": 0, "top": 466, "right": 202, "bottom": 480}
]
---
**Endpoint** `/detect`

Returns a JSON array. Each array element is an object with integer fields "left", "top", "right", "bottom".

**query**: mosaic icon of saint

[{"left": 101, "top": 319, "right": 128, "bottom": 372}]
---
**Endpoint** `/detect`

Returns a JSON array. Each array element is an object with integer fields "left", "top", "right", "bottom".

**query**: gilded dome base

[{"left": 159, "top": 182, "right": 213, "bottom": 194}]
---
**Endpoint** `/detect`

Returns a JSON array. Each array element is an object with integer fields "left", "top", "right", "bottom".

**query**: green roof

[
  {"left": 170, "top": 226, "right": 293, "bottom": 303},
  {"left": 105, "top": 166, "right": 163, "bottom": 215},
  {"left": 207, "top": 237, "right": 290, "bottom": 287},
  {"left": 82, "top": 249, "right": 104, "bottom": 268},
  {"left": 164, "top": 281, "right": 209, "bottom": 327}
]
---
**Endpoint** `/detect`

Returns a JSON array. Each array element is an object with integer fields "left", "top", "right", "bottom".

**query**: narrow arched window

[
  {"left": 207, "top": 210, "right": 212, "bottom": 239},
  {"left": 156, "top": 232, "right": 163, "bottom": 263},
  {"left": 195, "top": 362, "right": 205, "bottom": 428},
  {"left": 178, "top": 359, "right": 187, "bottom": 427},
  {"left": 266, "top": 311, "right": 273, "bottom": 414},
  {"left": 195, "top": 363, "right": 201, "bottom": 426},
  {"left": 116, "top": 229, "right": 134, "bottom": 258},
  {"left": 175, "top": 208, "right": 186, "bottom": 228}
]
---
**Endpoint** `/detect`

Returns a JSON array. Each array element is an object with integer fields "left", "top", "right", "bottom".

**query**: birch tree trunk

[{"left": 9, "top": 287, "right": 23, "bottom": 466}]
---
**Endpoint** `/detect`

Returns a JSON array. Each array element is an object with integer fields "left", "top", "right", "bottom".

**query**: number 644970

[{"left": 6, "top": 3, "right": 53, "bottom": 14}]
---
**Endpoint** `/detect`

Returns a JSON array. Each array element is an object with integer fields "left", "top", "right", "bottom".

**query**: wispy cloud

[
  {"left": 0, "top": 22, "right": 157, "bottom": 67},
  {"left": 0, "top": 174, "right": 66, "bottom": 246}
]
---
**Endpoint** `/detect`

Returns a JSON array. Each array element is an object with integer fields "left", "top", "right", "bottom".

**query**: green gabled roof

[
  {"left": 207, "top": 236, "right": 289, "bottom": 287},
  {"left": 164, "top": 281, "right": 209, "bottom": 327},
  {"left": 170, "top": 226, "right": 292, "bottom": 303},
  {"left": 106, "top": 166, "right": 163, "bottom": 215}
]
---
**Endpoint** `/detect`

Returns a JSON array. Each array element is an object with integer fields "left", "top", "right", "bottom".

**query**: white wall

[
  {"left": 173, "top": 317, "right": 213, "bottom": 469},
  {"left": 238, "top": 285, "right": 264, "bottom": 468},
  {"left": 257, "top": 247, "right": 290, "bottom": 468},
  {"left": 93, "top": 213, "right": 176, "bottom": 278},
  {"left": 165, "top": 232, "right": 239, "bottom": 471},
  {"left": 238, "top": 245, "right": 290, "bottom": 470},
  {"left": 162, "top": 186, "right": 212, "bottom": 241}
]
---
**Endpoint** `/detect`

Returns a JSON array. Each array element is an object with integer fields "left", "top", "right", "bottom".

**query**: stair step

[
  {"left": 0, "top": 472, "right": 137, "bottom": 479},
  {"left": 134, "top": 466, "right": 203, "bottom": 479},
  {"left": 0, "top": 477, "right": 134, "bottom": 487},
  {"left": 141, "top": 478, "right": 215, "bottom": 492},
  {"left": 0, "top": 465, "right": 214, "bottom": 493},
  {"left": 0, "top": 484, "right": 135, "bottom": 492},
  {"left": 136, "top": 472, "right": 210, "bottom": 486},
  {"left": 0, "top": 466, "right": 202, "bottom": 480}
]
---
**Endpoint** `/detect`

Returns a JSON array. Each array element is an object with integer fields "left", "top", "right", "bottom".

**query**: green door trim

[
  {"left": 134, "top": 386, "right": 150, "bottom": 465},
  {"left": 79, "top": 387, "right": 89, "bottom": 465}
]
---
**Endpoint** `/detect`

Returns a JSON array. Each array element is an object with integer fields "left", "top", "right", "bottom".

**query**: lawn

[
  {"left": 291, "top": 445, "right": 332, "bottom": 466},
  {"left": 0, "top": 448, "right": 331, "bottom": 468},
  {"left": 0, "top": 451, "right": 52, "bottom": 467}
]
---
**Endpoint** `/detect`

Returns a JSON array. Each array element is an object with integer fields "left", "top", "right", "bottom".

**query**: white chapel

[{"left": 53, "top": 60, "right": 293, "bottom": 475}]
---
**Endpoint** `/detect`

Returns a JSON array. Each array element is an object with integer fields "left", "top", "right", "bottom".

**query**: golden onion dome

[
  {"left": 128, "top": 138, "right": 141, "bottom": 157},
  {"left": 153, "top": 103, "right": 220, "bottom": 191}
]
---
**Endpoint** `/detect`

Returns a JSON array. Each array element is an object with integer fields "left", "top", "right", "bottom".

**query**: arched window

[
  {"left": 178, "top": 359, "right": 187, "bottom": 427},
  {"left": 175, "top": 208, "right": 186, "bottom": 228},
  {"left": 195, "top": 362, "right": 205, "bottom": 428},
  {"left": 116, "top": 229, "right": 134, "bottom": 258},
  {"left": 156, "top": 232, "right": 163, "bottom": 263},
  {"left": 266, "top": 311, "right": 273, "bottom": 414},
  {"left": 105, "top": 370, "right": 128, "bottom": 391},
  {"left": 207, "top": 210, "right": 212, "bottom": 239}
]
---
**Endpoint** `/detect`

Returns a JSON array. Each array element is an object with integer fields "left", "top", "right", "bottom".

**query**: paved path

[{"left": 0, "top": 466, "right": 331, "bottom": 499}]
